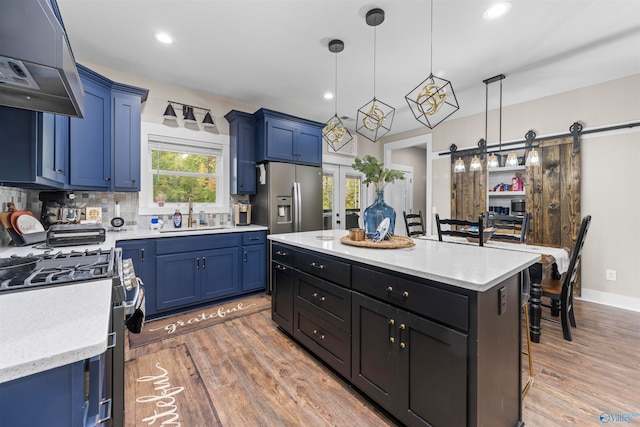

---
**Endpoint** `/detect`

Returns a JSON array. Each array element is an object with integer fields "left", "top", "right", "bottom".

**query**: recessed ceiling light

[
  {"left": 154, "top": 32, "right": 173, "bottom": 44},
  {"left": 483, "top": 2, "right": 512, "bottom": 20},
  {"left": 324, "top": 92, "right": 334, "bottom": 100}
]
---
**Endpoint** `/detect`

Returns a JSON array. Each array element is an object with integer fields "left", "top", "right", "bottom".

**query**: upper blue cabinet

[
  {"left": 0, "top": 107, "right": 69, "bottom": 187},
  {"left": 0, "top": 65, "right": 148, "bottom": 191},
  {"left": 225, "top": 110, "right": 256, "bottom": 195},
  {"left": 70, "top": 65, "right": 148, "bottom": 191},
  {"left": 254, "top": 108, "right": 323, "bottom": 167}
]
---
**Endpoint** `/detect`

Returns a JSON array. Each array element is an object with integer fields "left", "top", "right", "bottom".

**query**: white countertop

[
  {"left": 268, "top": 229, "right": 540, "bottom": 292},
  {"left": 0, "top": 224, "right": 268, "bottom": 383},
  {"left": 0, "top": 279, "right": 113, "bottom": 384},
  {"left": 0, "top": 224, "right": 268, "bottom": 257}
]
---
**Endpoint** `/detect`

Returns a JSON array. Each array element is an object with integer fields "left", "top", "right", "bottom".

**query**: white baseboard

[{"left": 578, "top": 289, "right": 640, "bottom": 313}]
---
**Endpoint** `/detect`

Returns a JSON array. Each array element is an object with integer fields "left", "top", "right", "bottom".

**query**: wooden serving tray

[{"left": 340, "top": 235, "right": 415, "bottom": 249}]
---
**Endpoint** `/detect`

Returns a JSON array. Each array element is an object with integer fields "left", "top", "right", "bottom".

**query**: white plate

[
  {"left": 15, "top": 214, "right": 45, "bottom": 234},
  {"left": 373, "top": 217, "right": 390, "bottom": 243}
]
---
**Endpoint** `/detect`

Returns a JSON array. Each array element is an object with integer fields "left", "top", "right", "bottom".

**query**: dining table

[{"left": 419, "top": 234, "right": 570, "bottom": 343}]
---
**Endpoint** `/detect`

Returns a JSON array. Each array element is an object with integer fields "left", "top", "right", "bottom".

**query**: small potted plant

[
  {"left": 155, "top": 194, "right": 166, "bottom": 207},
  {"left": 352, "top": 155, "right": 405, "bottom": 238}
]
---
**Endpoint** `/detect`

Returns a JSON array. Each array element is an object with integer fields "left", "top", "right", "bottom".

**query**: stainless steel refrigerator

[{"left": 250, "top": 162, "right": 323, "bottom": 234}]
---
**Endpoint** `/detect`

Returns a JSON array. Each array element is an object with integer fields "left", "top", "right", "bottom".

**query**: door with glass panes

[{"left": 322, "top": 164, "right": 365, "bottom": 230}]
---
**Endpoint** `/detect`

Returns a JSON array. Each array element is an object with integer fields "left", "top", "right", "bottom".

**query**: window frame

[{"left": 139, "top": 122, "right": 230, "bottom": 216}]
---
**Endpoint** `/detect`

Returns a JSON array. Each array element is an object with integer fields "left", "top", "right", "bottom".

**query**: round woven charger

[{"left": 340, "top": 234, "right": 415, "bottom": 249}]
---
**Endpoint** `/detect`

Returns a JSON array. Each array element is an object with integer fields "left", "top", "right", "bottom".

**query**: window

[{"left": 139, "top": 122, "right": 230, "bottom": 216}]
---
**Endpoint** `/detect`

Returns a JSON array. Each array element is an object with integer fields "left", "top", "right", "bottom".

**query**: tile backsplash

[
  {"left": 1, "top": 187, "right": 248, "bottom": 247},
  {"left": 0, "top": 187, "right": 141, "bottom": 247}
]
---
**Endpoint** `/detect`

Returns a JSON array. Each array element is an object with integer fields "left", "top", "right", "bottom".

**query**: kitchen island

[{"left": 268, "top": 229, "right": 539, "bottom": 427}]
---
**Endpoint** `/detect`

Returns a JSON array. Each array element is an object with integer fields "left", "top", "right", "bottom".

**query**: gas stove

[{"left": 0, "top": 248, "right": 120, "bottom": 293}]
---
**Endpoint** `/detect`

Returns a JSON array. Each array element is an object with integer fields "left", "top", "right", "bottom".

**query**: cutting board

[{"left": 0, "top": 212, "right": 11, "bottom": 229}]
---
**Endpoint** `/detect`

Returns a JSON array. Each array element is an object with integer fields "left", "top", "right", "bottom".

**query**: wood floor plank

[{"left": 125, "top": 297, "right": 640, "bottom": 426}]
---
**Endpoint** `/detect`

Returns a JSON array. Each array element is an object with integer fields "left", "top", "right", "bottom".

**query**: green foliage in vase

[{"left": 352, "top": 155, "right": 405, "bottom": 191}]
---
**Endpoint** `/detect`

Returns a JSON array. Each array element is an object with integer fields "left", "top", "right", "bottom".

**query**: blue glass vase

[{"left": 364, "top": 189, "right": 396, "bottom": 238}]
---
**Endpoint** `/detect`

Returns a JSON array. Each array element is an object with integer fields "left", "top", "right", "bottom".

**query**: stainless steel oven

[{"left": 0, "top": 247, "right": 144, "bottom": 427}]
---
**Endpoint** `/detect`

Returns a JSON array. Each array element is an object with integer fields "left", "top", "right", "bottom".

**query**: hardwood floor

[{"left": 124, "top": 298, "right": 640, "bottom": 426}]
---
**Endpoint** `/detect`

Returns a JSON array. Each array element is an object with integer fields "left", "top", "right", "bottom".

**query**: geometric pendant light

[
  {"left": 356, "top": 8, "right": 395, "bottom": 142},
  {"left": 405, "top": 0, "right": 459, "bottom": 129},
  {"left": 322, "top": 39, "right": 354, "bottom": 152}
]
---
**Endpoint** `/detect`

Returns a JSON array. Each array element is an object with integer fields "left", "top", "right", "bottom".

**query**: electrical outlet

[
  {"left": 432, "top": 206, "right": 437, "bottom": 214},
  {"left": 606, "top": 270, "right": 617, "bottom": 281}
]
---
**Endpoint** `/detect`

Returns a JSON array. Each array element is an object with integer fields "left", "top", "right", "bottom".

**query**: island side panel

[{"left": 470, "top": 273, "right": 522, "bottom": 427}]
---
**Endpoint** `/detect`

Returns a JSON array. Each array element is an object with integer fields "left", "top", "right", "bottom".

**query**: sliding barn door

[
  {"left": 451, "top": 156, "right": 487, "bottom": 221},
  {"left": 526, "top": 137, "right": 582, "bottom": 293}
]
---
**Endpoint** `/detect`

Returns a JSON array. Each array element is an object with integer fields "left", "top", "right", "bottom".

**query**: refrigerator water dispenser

[{"left": 276, "top": 196, "right": 292, "bottom": 225}]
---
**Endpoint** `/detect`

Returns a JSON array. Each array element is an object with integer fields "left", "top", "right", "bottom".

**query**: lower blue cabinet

[
  {"left": 0, "top": 361, "right": 86, "bottom": 427},
  {"left": 150, "top": 231, "right": 264, "bottom": 316},
  {"left": 156, "top": 247, "right": 241, "bottom": 311}
]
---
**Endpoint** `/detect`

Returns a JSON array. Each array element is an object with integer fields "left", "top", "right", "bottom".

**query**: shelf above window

[{"left": 488, "top": 165, "right": 526, "bottom": 172}]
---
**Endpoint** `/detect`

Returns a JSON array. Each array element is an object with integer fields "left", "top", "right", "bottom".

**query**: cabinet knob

[
  {"left": 389, "top": 337, "right": 395, "bottom": 343},
  {"left": 389, "top": 319, "right": 395, "bottom": 325},
  {"left": 55, "top": 168, "right": 64, "bottom": 173},
  {"left": 105, "top": 177, "right": 111, "bottom": 182},
  {"left": 310, "top": 262, "right": 324, "bottom": 270},
  {"left": 400, "top": 342, "right": 406, "bottom": 349},
  {"left": 312, "top": 329, "right": 325, "bottom": 340}
]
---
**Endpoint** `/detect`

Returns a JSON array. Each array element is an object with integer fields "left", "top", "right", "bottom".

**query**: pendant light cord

[
  {"left": 485, "top": 82, "right": 488, "bottom": 145},
  {"left": 373, "top": 25, "right": 377, "bottom": 99},
  {"left": 499, "top": 78, "right": 503, "bottom": 149},
  {"left": 429, "top": 0, "right": 434, "bottom": 76},
  {"left": 334, "top": 50, "right": 338, "bottom": 115}
]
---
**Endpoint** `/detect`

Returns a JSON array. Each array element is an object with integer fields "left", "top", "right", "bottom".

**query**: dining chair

[
  {"left": 521, "top": 269, "right": 534, "bottom": 398},
  {"left": 487, "top": 212, "right": 530, "bottom": 243},
  {"left": 540, "top": 215, "right": 592, "bottom": 341},
  {"left": 435, "top": 213, "right": 485, "bottom": 246},
  {"left": 403, "top": 210, "right": 425, "bottom": 237}
]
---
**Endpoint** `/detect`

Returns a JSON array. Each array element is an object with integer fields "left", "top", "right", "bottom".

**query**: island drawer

[
  {"left": 293, "top": 306, "right": 350, "bottom": 379},
  {"left": 295, "top": 271, "right": 351, "bottom": 333},
  {"left": 352, "top": 266, "right": 469, "bottom": 331},
  {"left": 272, "top": 243, "right": 295, "bottom": 266},
  {"left": 295, "top": 250, "right": 351, "bottom": 287}
]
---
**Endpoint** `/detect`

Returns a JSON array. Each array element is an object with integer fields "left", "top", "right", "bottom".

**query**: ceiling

[{"left": 57, "top": 0, "right": 640, "bottom": 138}]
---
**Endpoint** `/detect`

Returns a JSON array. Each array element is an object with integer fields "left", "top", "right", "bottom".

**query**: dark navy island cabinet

[
  {"left": 225, "top": 110, "right": 257, "bottom": 195},
  {"left": 254, "top": 108, "right": 323, "bottom": 167}
]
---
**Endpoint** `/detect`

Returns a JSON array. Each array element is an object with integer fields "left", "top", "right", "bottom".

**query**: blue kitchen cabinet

[
  {"left": 154, "top": 233, "right": 242, "bottom": 313},
  {"left": 40, "top": 113, "right": 69, "bottom": 184},
  {"left": 156, "top": 251, "right": 201, "bottom": 311},
  {"left": 200, "top": 247, "right": 241, "bottom": 300},
  {"left": 117, "top": 239, "right": 157, "bottom": 316},
  {"left": 242, "top": 231, "right": 267, "bottom": 292},
  {"left": 225, "top": 110, "right": 256, "bottom": 195},
  {"left": 68, "top": 65, "right": 148, "bottom": 191},
  {"left": 69, "top": 66, "right": 111, "bottom": 190},
  {"left": 0, "top": 107, "right": 69, "bottom": 187},
  {"left": 0, "top": 360, "right": 85, "bottom": 427},
  {"left": 111, "top": 85, "right": 146, "bottom": 191},
  {"left": 254, "top": 108, "right": 323, "bottom": 166}
]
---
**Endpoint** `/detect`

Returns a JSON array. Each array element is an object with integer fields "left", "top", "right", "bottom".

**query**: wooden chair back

[
  {"left": 435, "top": 213, "right": 485, "bottom": 246},
  {"left": 487, "top": 213, "right": 530, "bottom": 242},
  {"left": 403, "top": 210, "right": 425, "bottom": 237}
]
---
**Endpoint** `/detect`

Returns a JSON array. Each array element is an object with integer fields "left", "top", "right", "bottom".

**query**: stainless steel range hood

[{"left": 0, "top": 0, "right": 84, "bottom": 118}]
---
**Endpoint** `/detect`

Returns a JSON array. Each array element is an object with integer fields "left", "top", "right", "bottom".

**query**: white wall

[{"left": 385, "top": 74, "right": 640, "bottom": 311}]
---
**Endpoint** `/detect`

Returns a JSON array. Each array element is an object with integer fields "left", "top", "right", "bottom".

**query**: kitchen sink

[{"left": 159, "top": 226, "right": 226, "bottom": 233}]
